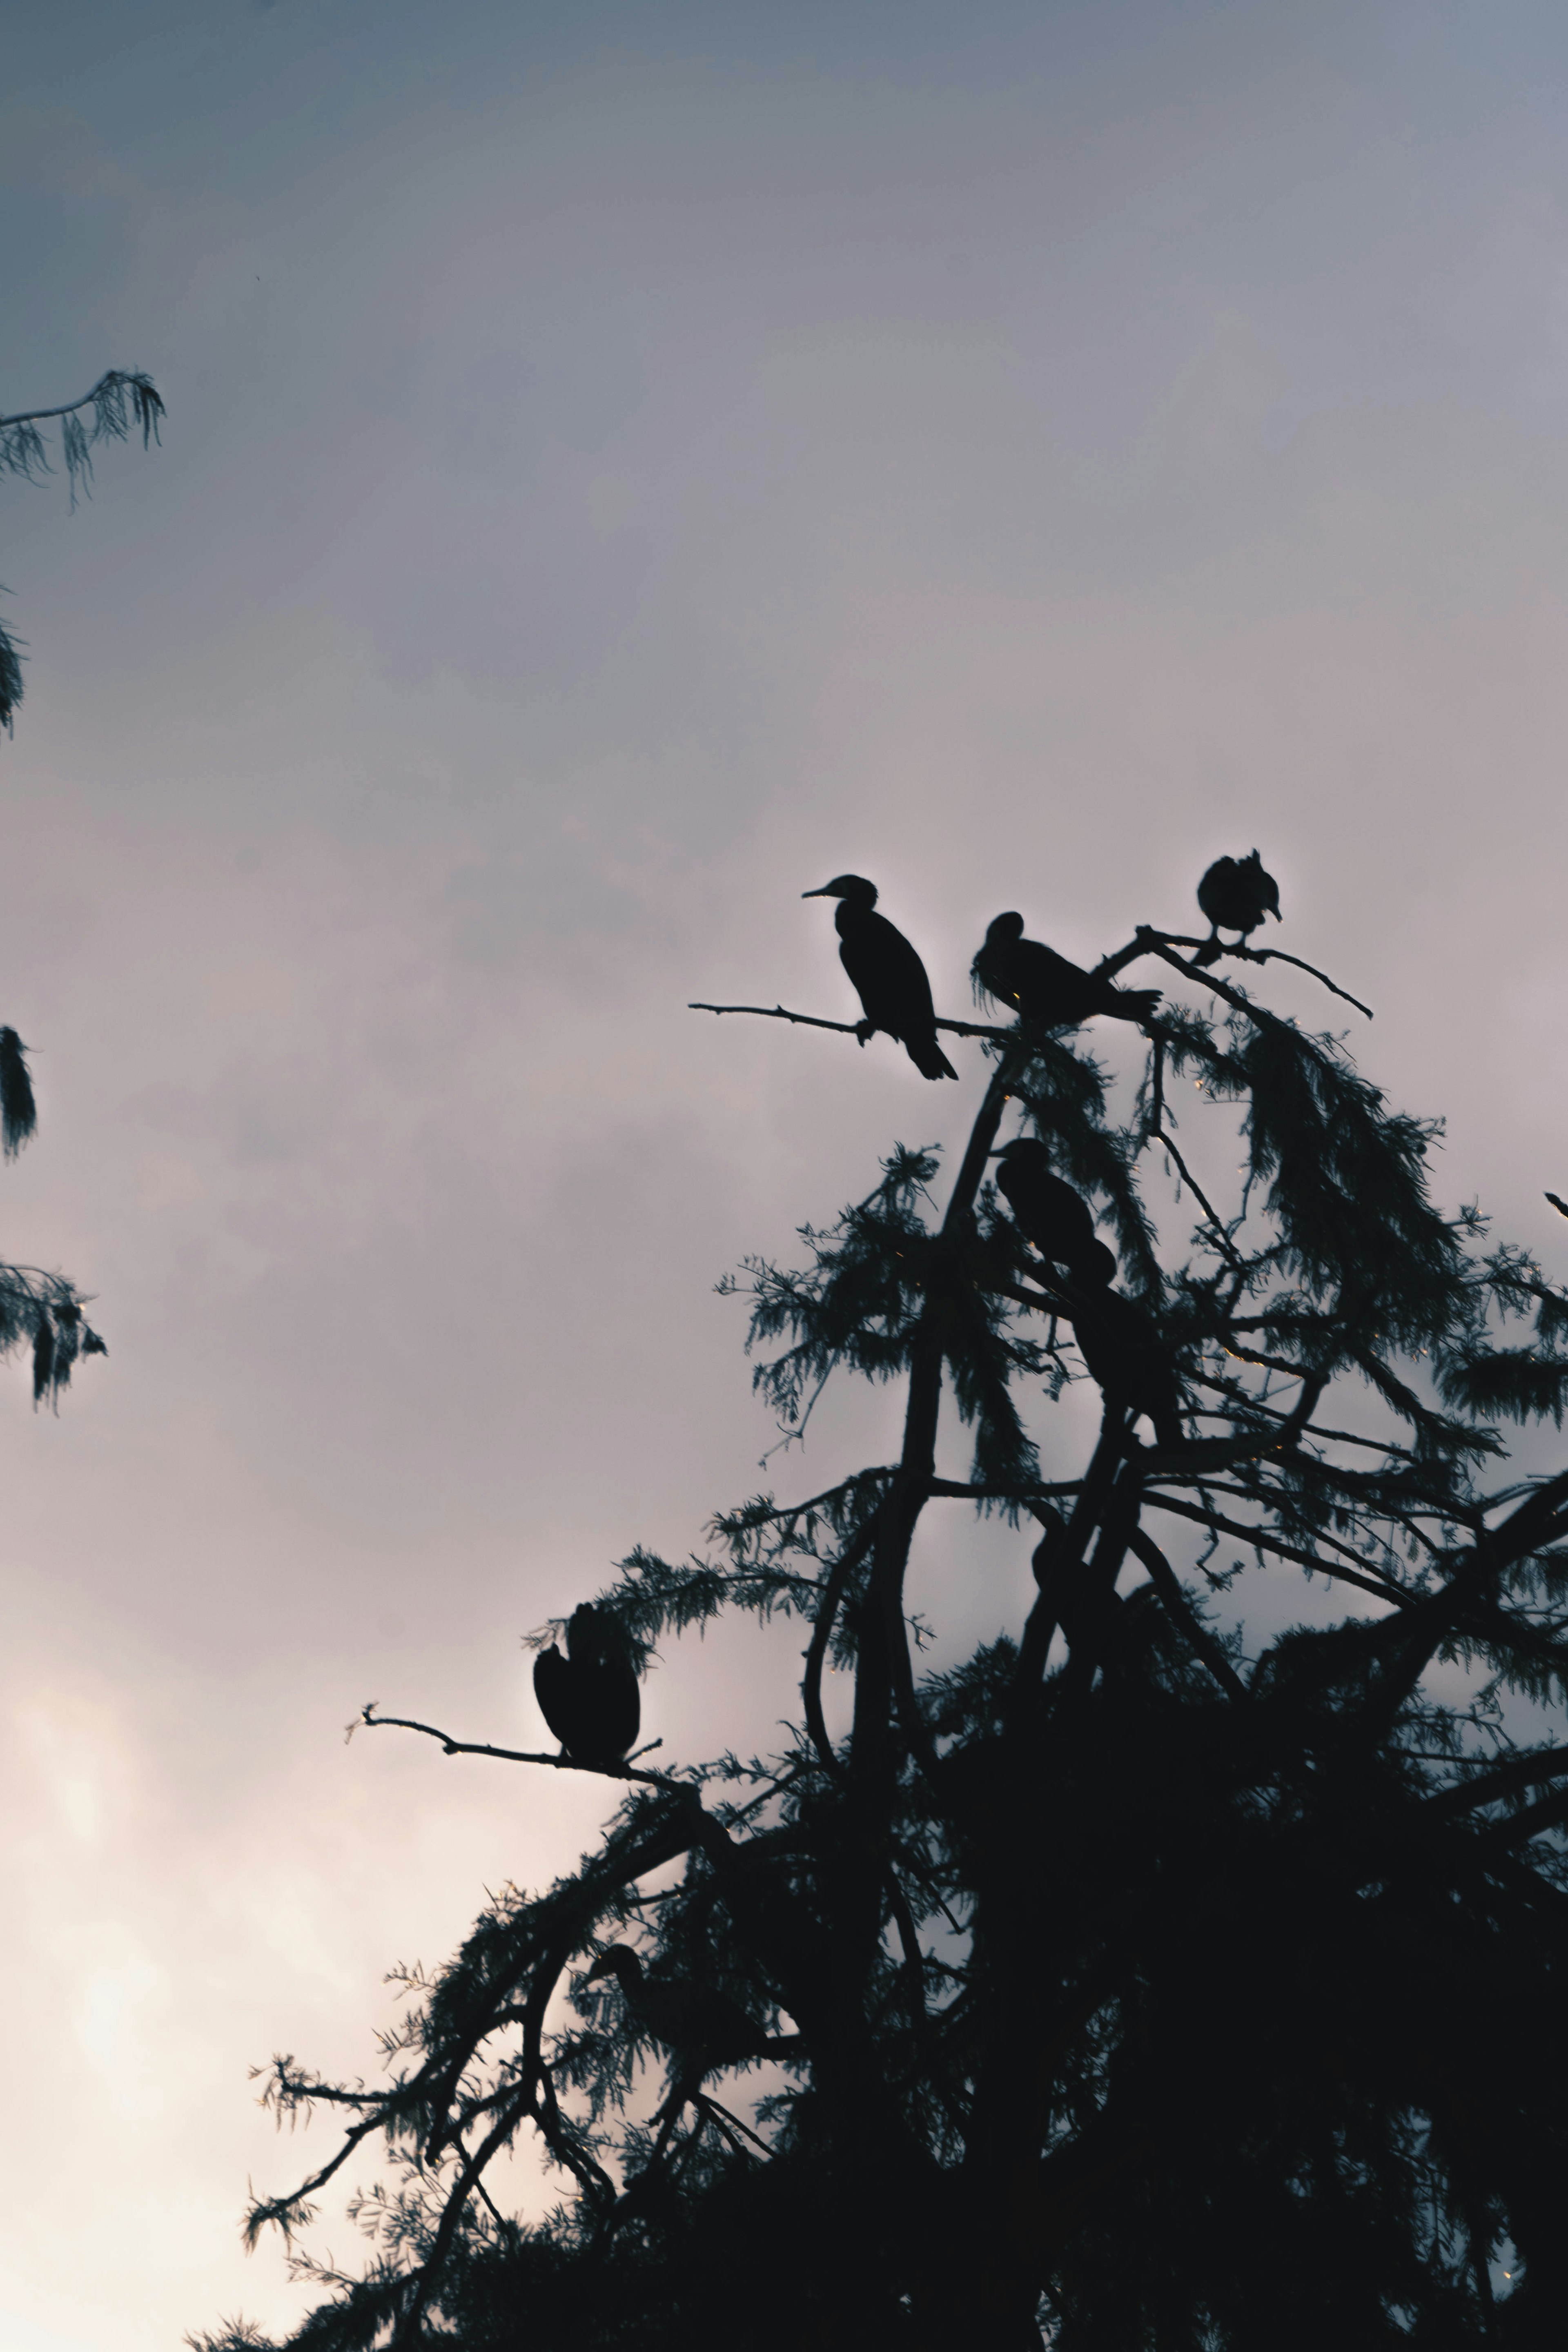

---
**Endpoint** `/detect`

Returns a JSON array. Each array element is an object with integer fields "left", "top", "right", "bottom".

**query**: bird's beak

[
  {"left": 802, "top": 886, "right": 834, "bottom": 898},
  {"left": 986, "top": 1149, "right": 1010, "bottom": 1158}
]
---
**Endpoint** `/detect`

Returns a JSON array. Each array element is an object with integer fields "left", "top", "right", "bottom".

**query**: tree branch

[
  {"left": 1423, "top": 1746, "right": 1568, "bottom": 1819},
  {"left": 1148, "top": 1124, "right": 1246, "bottom": 1271},
  {"left": 688, "top": 1001, "right": 1009, "bottom": 1041},
  {"left": 1141, "top": 1490, "right": 1415, "bottom": 1606},
  {"left": 349, "top": 1707, "right": 677, "bottom": 1788},
  {"left": 1125, "top": 1526, "right": 1249, "bottom": 1700},
  {"left": 1132, "top": 931, "right": 1374, "bottom": 1024},
  {"left": 802, "top": 1516, "right": 879, "bottom": 1778},
  {"left": 1103, "top": 928, "right": 1374, "bottom": 1019}
]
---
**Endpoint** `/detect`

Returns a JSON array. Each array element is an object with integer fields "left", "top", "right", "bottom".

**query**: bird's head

[
  {"left": 803, "top": 874, "right": 877, "bottom": 906},
  {"left": 586, "top": 1945, "right": 642, "bottom": 1990},
  {"left": 987, "top": 1136, "right": 1049, "bottom": 1168},
  {"left": 984, "top": 911, "right": 1026, "bottom": 947},
  {"left": 566, "top": 1601, "right": 624, "bottom": 1667},
  {"left": 1243, "top": 850, "right": 1282, "bottom": 920}
]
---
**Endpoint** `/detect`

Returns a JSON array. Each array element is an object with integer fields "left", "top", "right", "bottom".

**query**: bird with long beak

[{"left": 802, "top": 874, "right": 958, "bottom": 1080}]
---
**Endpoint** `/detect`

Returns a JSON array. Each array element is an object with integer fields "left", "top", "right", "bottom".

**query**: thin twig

[
  {"left": 688, "top": 1001, "right": 1009, "bottom": 1041},
  {"left": 1109, "top": 929, "right": 1375, "bottom": 1020},
  {"left": 1151, "top": 1123, "right": 1246, "bottom": 1271},
  {"left": 714, "top": 1472, "right": 893, "bottom": 1532},
  {"left": 1184, "top": 1372, "right": 1420, "bottom": 1461},
  {"left": 0, "top": 381, "right": 140, "bottom": 430},
  {"left": 350, "top": 1707, "right": 678, "bottom": 1788},
  {"left": 1142, "top": 1490, "right": 1414, "bottom": 1606},
  {"left": 1132, "top": 931, "right": 1374, "bottom": 1024}
]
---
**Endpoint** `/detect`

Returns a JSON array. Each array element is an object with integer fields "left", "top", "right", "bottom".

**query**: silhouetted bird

[
  {"left": 1196, "top": 852, "right": 1281, "bottom": 958},
  {"left": 533, "top": 1604, "right": 641, "bottom": 1763},
  {"left": 586, "top": 1945, "right": 775, "bottom": 2071},
  {"left": 990, "top": 1140, "right": 1102, "bottom": 1272},
  {"left": 972, "top": 914, "right": 1160, "bottom": 1031},
  {"left": 1063, "top": 1253, "right": 1184, "bottom": 1449},
  {"left": 802, "top": 875, "right": 958, "bottom": 1080}
]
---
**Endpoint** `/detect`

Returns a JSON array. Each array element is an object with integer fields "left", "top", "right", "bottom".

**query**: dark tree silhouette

[
  {"left": 1, "top": 368, "right": 165, "bottom": 730},
  {"left": 193, "top": 873, "right": 1568, "bottom": 2352}
]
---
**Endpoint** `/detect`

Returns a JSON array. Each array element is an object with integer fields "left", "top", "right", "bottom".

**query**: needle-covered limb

[
  {"left": 1142, "top": 1489, "right": 1416, "bottom": 1606},
  {"left": 1423, "top": 1746, "right": 1568, "bottom": 1819}
]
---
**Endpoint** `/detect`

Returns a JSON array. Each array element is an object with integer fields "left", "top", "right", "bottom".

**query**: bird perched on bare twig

[
  {"left": 802, "top": 875, "right": 957, "bottom": 1080},
  {"left": 972, "top": 913, "right": 1160, "bottom": 1031},
  {"left": 586, "top": 1946, "right": 778, "bottom": 2072},
  {"left": 1195, "top": 852, "right": 1281, "bottom": 964},
  {"left": 533, "top": 1604, "right": 641, "bottom": 1763}
]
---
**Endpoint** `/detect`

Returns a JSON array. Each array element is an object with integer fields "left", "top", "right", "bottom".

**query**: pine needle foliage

[
  {"left": 194, "top": 906, "right": 1568, "bottom": 2352},
  {"left": 0, "top": 367, "right": 165, "bottom": 729},
  {"left": 0, "top": 1023, "right": 105, "bottom": 1404}
]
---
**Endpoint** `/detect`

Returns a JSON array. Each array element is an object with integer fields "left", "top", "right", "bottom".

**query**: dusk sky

[{"left": 7, "top": 2, "right": 1568, "bottom": 2343}]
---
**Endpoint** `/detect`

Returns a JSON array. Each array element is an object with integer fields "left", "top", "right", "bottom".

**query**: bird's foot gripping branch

[{"left": 199, "top": 855, "right": 1568, "bottom": 2352}]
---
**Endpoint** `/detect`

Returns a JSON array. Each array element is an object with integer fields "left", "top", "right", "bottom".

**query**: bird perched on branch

[
  {"left": 802, "top": 875, "right": 958, "bottom": 1080},
  {"left": 972, "top": 914, "right": 1160, "bottom": 1031},
  {"left": 990, "top": 1140, "right": 1103, "bottom": 1274},
  {"left": 1195, "top": 852, "right": 1281, "bottom": 964},
  {"left": 586, "top": 1946, "right": 776, "bottom": 2072},
  {"left": 1063, "top": 1253, "right": 1184, "bottom": 1450},
  {"left": 533, "top": 1604, "right": 641, "bottom": 1763}
]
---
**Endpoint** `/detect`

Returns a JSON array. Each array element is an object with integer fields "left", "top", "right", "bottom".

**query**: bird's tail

[
  {"left": 1112, "top": 989, "right": 1162, "bottom": 1025},
  {"left": 908, "top": 1034, "right": 959, "bottom": 1080}
]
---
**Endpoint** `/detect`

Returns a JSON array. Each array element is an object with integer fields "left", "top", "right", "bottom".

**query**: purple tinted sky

[{"left": 5, "top": 1, "right": 1568, "bottom": 2342}]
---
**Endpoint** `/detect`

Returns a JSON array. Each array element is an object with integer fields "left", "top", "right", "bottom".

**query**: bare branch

[
  {"left": 688, "top": 1001, "right": 1009, "bottom": 1041},
  {"left": 1149, "top": 1122, "right": 1246, "bottom": 1271},
  {"left": 1129, "top": 931, "right": 1375, "bottom": 1023},
  {"left": 349, "top": 1706, "right": 677, "bottom": 1788},
  {"left": 1101, "top": 928, "right": 1375, "bottom": 1019}
]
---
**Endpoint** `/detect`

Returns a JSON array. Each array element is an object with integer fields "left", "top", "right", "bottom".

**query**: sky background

[{"left": 6, "top": 0, "right": 1568, "bottom": 2343}]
